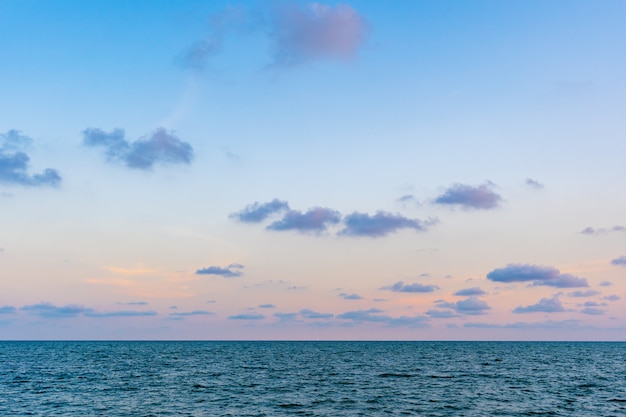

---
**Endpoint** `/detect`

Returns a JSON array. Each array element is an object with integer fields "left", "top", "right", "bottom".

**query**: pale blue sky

[{"left": 0, "top": 0, "right": 624, "bottom": 340}]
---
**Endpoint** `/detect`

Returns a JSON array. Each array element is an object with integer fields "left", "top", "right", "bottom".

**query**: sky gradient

[{"left": 1, "top": 0, "right": 625, "bottom": 340}]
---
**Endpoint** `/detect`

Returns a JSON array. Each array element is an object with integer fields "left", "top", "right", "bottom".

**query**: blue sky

[{"left": 0, "top": 0, "right": 625, "bottom": 340}]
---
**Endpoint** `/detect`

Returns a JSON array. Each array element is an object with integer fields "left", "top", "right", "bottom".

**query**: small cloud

[
  {"left": 115, "top": 301, "right": 149, "bottom": 306},
  {"left": 0, "top": 130, "right": 61, "bottom": 187},
  {"left": 396, "top": 194, "right": 419, "bottom": 206},
  {"left": 230, "top": 199, "right": 290, "bottom": 223},
  {"left": 610, "top": 256, "right": 626, "bottom": 266},
  {"left": 580, "top": 307, "right": 605, "bottom": 316},
  {"left": 513, "top": 296, "right": 565, "bottom": 313},
  {"left": 82, "top": 128, "right": 193, "bottom": 170},
  {"left": 267, "top": 207, "right": 341, "bottom": 233},
  {"left": 196, "top": 264, "right": 244, "bottom": 278},
  {"left": 580, "top": 225, "right": 625, "bottom": 236},
  {"left": 434, "top": 183, "right": 502, "bottom": 210},
  {"left": 454, "top": 297, "right": 491, "bottom": 315},
  {"left": 487, "top": 264, "right": 588, "bottom": 288},
  {"left": 168, "top": 310, "right": 214, "bottom": 318},
  {"left": 21, "top": 302, "right": 93, "bottom": 318},
  {"left": 336, "top": 308, "right": 388, "bottom": 322},
  {"left": 426, "top": 309, "right": 459, "bottom": 318},
  {"left": 599, "top": 281, "right": 612, "bottom": 287},
  {"left": 258, "top": 304, "right": 276, "bottom": 309},
  {"left": 567, "top": 290, "right": 600, "bottom": 298},
  {"left": 228, "top": 313, "right": 265, "bottom": 320},
  {"left": 603, "top": 295, "right": 620, "bottom": 301},
  {"left": 454, "top": 287, "right": 486, "bottom": 296},
  {"left": 274, "top": 312, "right": 298, "bottom": 322},
  {"left": 381, "top": 281, "right": 439, "bottom": 293},
  {"left": 580, "top": 301, "right": 607, "bottom": 307},
  {"left": 525, "top": 178, "right": 544, "bottom": 189},
  {"left": 299, "top": 308, "right": 333, "bottom": 319},
  {"left": 339, "top": 293, "right": 363, "bottom": 300},
  {"left": 339, "top": 211, "right": 436, "bottom": 238},
  {"left": 85, "top": 310, "right": 158, "bottom": 318},
  {"left": 0, "top": 306, "right": 17, "bottom": 314}
]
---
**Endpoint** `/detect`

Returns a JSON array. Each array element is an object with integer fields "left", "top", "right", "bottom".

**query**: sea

[{"left": 0, "top": 341, "right": 624, "bottom": 416}]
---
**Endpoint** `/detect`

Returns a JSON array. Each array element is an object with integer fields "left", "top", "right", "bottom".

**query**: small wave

[{"left": 378, "top": 373, "right": 412, "bottom": 378}]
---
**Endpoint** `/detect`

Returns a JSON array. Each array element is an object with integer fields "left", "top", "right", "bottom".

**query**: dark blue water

[{"left": 1, "top": 341, "right": 624, "bottom": 416}]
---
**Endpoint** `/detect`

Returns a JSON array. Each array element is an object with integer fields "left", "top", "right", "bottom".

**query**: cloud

[
  {"left": 0, "top": 306, "right": 16, "bottom": 314},
  {"left": 487, "top": 264, "right": 589, "bottom": 288},
  {"left": 426, "top": 309, "right": 459, "bottom": 318},
  {"left": 599, "top": 281, "right": 612, "bottom": 287},
  {"left": 339, "top": 293, "right": 363, "bottom": 300},
  {"left": 299, "top": 308, "right": 333, "bottom": 319},
  {"left": 381, "top": 281, "right": 439, "bottom": 293},
  {"left": 567, "top": 290, "right": 600, "bottom": 298},
  {"left": 434, "top": 183, "right": 502, "bottom": 210},
  {"left": 611, "top": 256, "right": 626, "bottom": 266},
  {"left": 268, "top": 2, "right": 369, "bottom": 67},
  {"left": 274, "top": 312, "right": 298, "bottom": 322},
  {"left": 168, "top": 310, "right": 214, "bottom": 318},
  {"left": 603, "top": 295, "right": 620, "bottom": 301},
  {"left": 267, "top": 207, "right": 341, "bottom": 233},
  {"left": 0, "top": 130, "right": 61, "bottom": 187},
  {"left": 580, "top": 225, "right": 625, "bottom": 236},
  {"left": 339, "top": 211, "right": 436, "bottom": 238},
  {"left": 454, "top": 297, "right": 491, "bottom": 315},
  {"left": 396, "top": 194, "right": 418, "bottom": 206},
  {"left": 513, "top": 296, "right": 565, "bottom": 313},
  {"left": 21, "top": 302, "right": 93, "bottom": 318},
  {"left": 454, "top": 287, "right": 487, "bottom": 296},
  {"left": 258, "top": 304, "right": 276, "bottom": 309},
  {"left": 580, "top": 307, "right": 605, "bottom": 316},
  {"left": 464, "top": 319, "right": 585, "bottom": 330},
  {"left": 115, "top": 301, "right": 149, "bottom": 306},
  {"left": 336, "top": 308, "right": 388, "bottom": 322},
  {"left": 230, "top": 199, "right": 290, "bottom": 223},
  {"left": 182, "top": 2, "right": 368, "bottom": 70},
  {"left": 195, "top": 263, "right": 244, "bottom": 278},
  {"left": 85, "top": 310, "right": 158, "bottom": 318},
  {"left": 525, "top": 178, "right": 544, "bottom": 189},
  {"left": 228, "top": 313, "right": 265, "bottom": 320},
  {"left": 82, "top": 128, "right": 193, "bottom": 170}
]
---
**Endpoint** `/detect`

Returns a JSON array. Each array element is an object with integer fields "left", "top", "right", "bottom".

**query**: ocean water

[{"left": 0, "top": 341, "right": 624, "bottom": 416}]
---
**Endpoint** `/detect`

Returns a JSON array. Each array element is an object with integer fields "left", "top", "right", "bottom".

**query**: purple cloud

[
  {"left": 382, "top": 281, "right": 439, "bottom": 293},
  {"left": 339, "top": 211, "right": 436, "bottom": 238},
  {"left": 300, "top": 309, "right": 333, "bottom": 319},
  {"left": 580, "top": 307, "right": 605, "bottom": 316},
  {"left": 340, "top": 293, "right": 363, "bottom": 300},
  {"left": 85, "top": 310, "right": 158, "bottom": 318},
  {"left": 230, "top": 199, "right": 290, "bottom": 223},
  {"left": 228, "top": 313, "right": 265, "bottom": 320},
  {"left": 168, "top": 310, "right": 214, "bottom": 319},
  {"left": 434, "top": 183, "right": 502, "bottom": 210},
  {"left": 274, "top": 312, "right": 298, "bottom": 322},
  {"left": 454, "top": 287, "right": 487, "bottom": 296},
  {"left": 513, "top": 296, "right": 565, "bottom": 313},
  {"left": 267, "top": 207, "right": 341, "bottom": 233},
  {"left": 525, "top": 178, "right": 544, "bottom": 189},
  {"left": 258, "top": 304, "right": 276, "bottom": 309},
  {"left": 83, "top": 128, "right": 193, "bottom": 170},
  {"left": 0, "top": 306, "right": 16, "bottom": 314},
  {"left": 268, "top": 2, "right": 369, "bottom": 66},
  {"left": 611, "top": 256, "right": 626, "bottom": 266},
  {"left": 0, "top": 130, "right": 61, "bottom": 187},
  {"left": 454, "top": 297, "right": 491, "bottom": 315},
  {"left": 567, "top": 290, "right": 600, "bottom": 298},
  {"left": 426, "top": 309, "right": 459, "bottom": 318},
  {"left": 487, "top": 264, "right": 588, "bottom": 288},
  {"left": 21, "top": 302, "right": 93, "bottom": 318},
  {"left": 196, "top": 263, "right": 244, "bottom": 278},
  {"left": 603, "top": 295, "right": 620, "bottom": 301},
  {"left": 336, "top": 308, "right": 388, "bottom": 322},
  {"left": 580, "top": 225, "right": 625, "bottom": 236}
]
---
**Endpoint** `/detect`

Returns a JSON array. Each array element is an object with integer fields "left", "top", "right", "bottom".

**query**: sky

[{"left": 1, "top": 0, "right": 625, "bottom": 340}]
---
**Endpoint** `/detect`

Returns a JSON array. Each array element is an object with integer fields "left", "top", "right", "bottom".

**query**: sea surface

[{"left": 0, "top": 341, "right": 625, "bottom": 416}]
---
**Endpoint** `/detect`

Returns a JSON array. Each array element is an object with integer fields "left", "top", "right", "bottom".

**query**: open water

[{"left": 0, "top": 341, "right": 625, "bottom": 416}]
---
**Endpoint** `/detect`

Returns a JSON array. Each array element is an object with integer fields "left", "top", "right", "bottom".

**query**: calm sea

[{"left": 0, "top": 341, "right": 624, "bottom": 416}]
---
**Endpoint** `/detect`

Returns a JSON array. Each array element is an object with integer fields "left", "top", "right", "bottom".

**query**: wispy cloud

[
  {"left": 168, "top": 310, "right": 214, "bottom": 319},
  {"left": 580, "top": 225, "right": 625, "bottom": 236},
  {"left": 300, "top": 308, "right": 333, "bottom": 319},
  {"left": 83, "top": 128, "right": 193, "bottom": 170},
  {"left": 339, "top": 293, "right": 363, "bottom": 300},
  {"left": 580, "top": 307, "right": 605, "bottom": 316},
  {"left": 486, "top": 264, "right": 589, "bottom": 288},
  {"left": 513, "top": 296, "right": 565, "bottom": 313},
  {"left": 0, "top": 130, "right": 61, "bottom": 187},
  {"left": 0, "top": 306, "right": 17, "bottom": 314},
  {"left": 610, "top": 256, "right": 626, "bottom": 266},
  {"left": 434, "top": 183, "right": 502, "bottom": 210},
  {"left": 267, "top": 207, "right": 341, "bottom": 233},
  {"left": 336, "top": 308, "right": 427, "bottom": 327},
  {"left": 230, "top": 199, "right": 290, "bottom": 223},
  {"left": 182, "top": 1, "right": 369, "bottom": 70},
  {"left": 454, "top": 287, "right": 487, "bottom": 296},
  {"left": 525, "top": 178, "right": 544, "bottom": 189},
  {"left": 196, "top": 263, "right": 244, "bottom": 278},
  {"left": 381, "top": 281, "right": 439, "bottom": 293},
  {"left": 567, "top": 290, "right": 600, "bottom": 298},
  {"left": 85, "top": 310, "right": 158, "bottom": 318},
  {"left": 21, "top": 302, "right": 156, "bottom": 319},
  {"left": 339, "top": 211, "right": 436, "bottom": 238},
  {"left": 258, "top": 304, "right": 276, "bottom": 309},
  {"left": 228, "top": 313, "right": 265, "bottom": 320}
]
